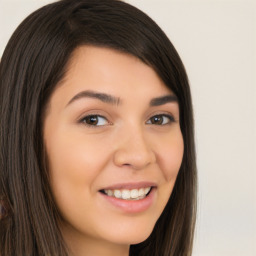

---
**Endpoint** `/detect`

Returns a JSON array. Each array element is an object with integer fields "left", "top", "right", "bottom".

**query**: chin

[{"left": 101, "top": 220, "right": 155, "bottom": 245}]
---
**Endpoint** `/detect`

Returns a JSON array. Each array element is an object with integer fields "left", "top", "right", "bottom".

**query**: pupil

[
  {"left": 87, "top": 116, "right": 98, "bottom": 125},
  {"left": 152, "top": 116, "right": 163, "bottom": 124}
]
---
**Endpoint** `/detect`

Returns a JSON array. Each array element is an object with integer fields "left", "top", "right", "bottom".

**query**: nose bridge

[{"left": 113, "top": 122, "right": 156, "bottom": 169}]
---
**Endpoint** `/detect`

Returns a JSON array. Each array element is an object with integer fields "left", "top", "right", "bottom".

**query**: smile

[
  {"left": 98, "top": 182, "right": 157, "bottom": 213},
  {"left": 101, "top": 187, "right": 152, "bottom": 200}
]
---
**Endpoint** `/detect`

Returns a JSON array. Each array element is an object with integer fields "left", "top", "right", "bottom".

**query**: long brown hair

[{"left": 0, "top": 0, "right": 197, "bottom": 255}]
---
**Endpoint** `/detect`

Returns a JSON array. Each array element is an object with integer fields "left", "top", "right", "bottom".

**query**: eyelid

[
  {"left": 78, "top": 113, "right": 112, "bottom": 128},
  {"left": 77, "top": 109, "right": 110, "bottom": 121},
  {"left": 77, "top": 110, "right": 177, "bottom": 128},
  {"left": 146, "top": 111, "right": 176, "bottom": 122}
]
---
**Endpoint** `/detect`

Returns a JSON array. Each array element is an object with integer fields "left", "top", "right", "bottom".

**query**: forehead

[{"left": 50, "top": 45, "right": 175, "bottom": 107}]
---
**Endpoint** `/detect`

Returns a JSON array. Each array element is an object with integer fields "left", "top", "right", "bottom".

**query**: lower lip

[{"left": 99, "top": 188, "right": 156, "bottom": 213}]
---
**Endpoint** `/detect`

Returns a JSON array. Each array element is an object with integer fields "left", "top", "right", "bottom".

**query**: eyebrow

[
  {"left": 149, "top": 94, "right": 178, "bottom": 106},
  {"left": 66, "top": 90, "right": 121, "bottom": 107},
  {"left": 66, "top": 90, "right": 178, "bottom": 107}
]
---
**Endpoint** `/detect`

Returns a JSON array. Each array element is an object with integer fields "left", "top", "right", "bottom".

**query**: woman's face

[{"left": 43, "top": 46, "right": 183, "bottom": 249}]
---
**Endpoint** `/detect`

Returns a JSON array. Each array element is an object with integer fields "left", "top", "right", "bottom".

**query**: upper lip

[{"left": 100, "top": 181, "right": 157, "bottom": 190}]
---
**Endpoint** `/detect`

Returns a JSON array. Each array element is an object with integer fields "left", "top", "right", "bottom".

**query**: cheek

[
  {"left": 46, "top": 128, "right": 107, "bottom": 177},
  {"left": 156, "top": 129, "right": 184, "bottom": 181},
  {"left": 44, "top": 126, "right": 112, "bottom": 205},
  {"left": 44, "top": 128, "right": 112, "bottom": 224}
]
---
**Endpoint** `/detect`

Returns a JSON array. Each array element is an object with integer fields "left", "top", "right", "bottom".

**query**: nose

[{"left": 113, "top": 127, "right": 156, "bottom": 170}]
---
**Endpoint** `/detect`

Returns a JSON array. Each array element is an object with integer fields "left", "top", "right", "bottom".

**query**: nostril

[
  {"left": 113, "top": 149, "right": 156, "bottom": 170},
  {"left": 113, "top": 135, "right": 156, "bottom": 169},
  {"left": 123, "top": 163, "right": 131, "bottom": 166}
]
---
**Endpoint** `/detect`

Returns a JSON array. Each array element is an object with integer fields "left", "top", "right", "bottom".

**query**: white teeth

[
  {"left": 138, "top": 188, "right": 145, "bottom": 197},
  {"left": 114, "top": 190, "right": 122, "bottom": 198},
  {"left": 130, "top": 189, "right": 139, "bottom": 199},
  {"left": 122, "top": 190, "right": 130, "bottom": 200},
  {"left": 106, "top": 190, "right": 113, "bottom": 196},
  {"left": 103, "top": 187, "right": 152, "bottom": 200},
  {"left": 144, "top": 187, "right": 151, "bottom": 194}
]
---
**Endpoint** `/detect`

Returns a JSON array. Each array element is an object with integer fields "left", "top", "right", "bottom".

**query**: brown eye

[
  {"left": 151, "top": 116, "right": 164, "bottom": 125},
  {"left": 81, "top": 115, "right": 108, "bottom": 126},
  {"left": 146, "top": 114, "right": 174, "bottom": 125},
  {"left": 85, "top": 116, "right": 98, "bottom": 125}
]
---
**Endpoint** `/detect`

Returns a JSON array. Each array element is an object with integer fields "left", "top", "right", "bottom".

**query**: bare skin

[{"left": 43, "top": 46, "right": 184, "bottom": 256}]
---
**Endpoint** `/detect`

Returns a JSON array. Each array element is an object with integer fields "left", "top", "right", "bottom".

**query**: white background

[{"left": 0, "top": 0, "right": 255, "bottom": 255}]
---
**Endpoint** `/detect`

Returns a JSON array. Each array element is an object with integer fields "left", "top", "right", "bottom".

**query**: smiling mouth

[{"left": 99, "top": 187, "right": 153, "bottom": 200}]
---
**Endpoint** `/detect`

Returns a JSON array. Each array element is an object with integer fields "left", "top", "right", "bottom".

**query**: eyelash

[
  {"left": 79, "top": 115, "right": 110, "bottom": 127},
  {"left": 79, "top": 114, "right": 175, "bottom": 128},
  {"left": 146, "top": 114, "right": 175, "bottom": 125}
]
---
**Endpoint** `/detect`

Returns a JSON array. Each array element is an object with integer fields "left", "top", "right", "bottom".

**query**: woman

[{"left": 0, "top": 0, "right": 197, "bottom": 255}]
